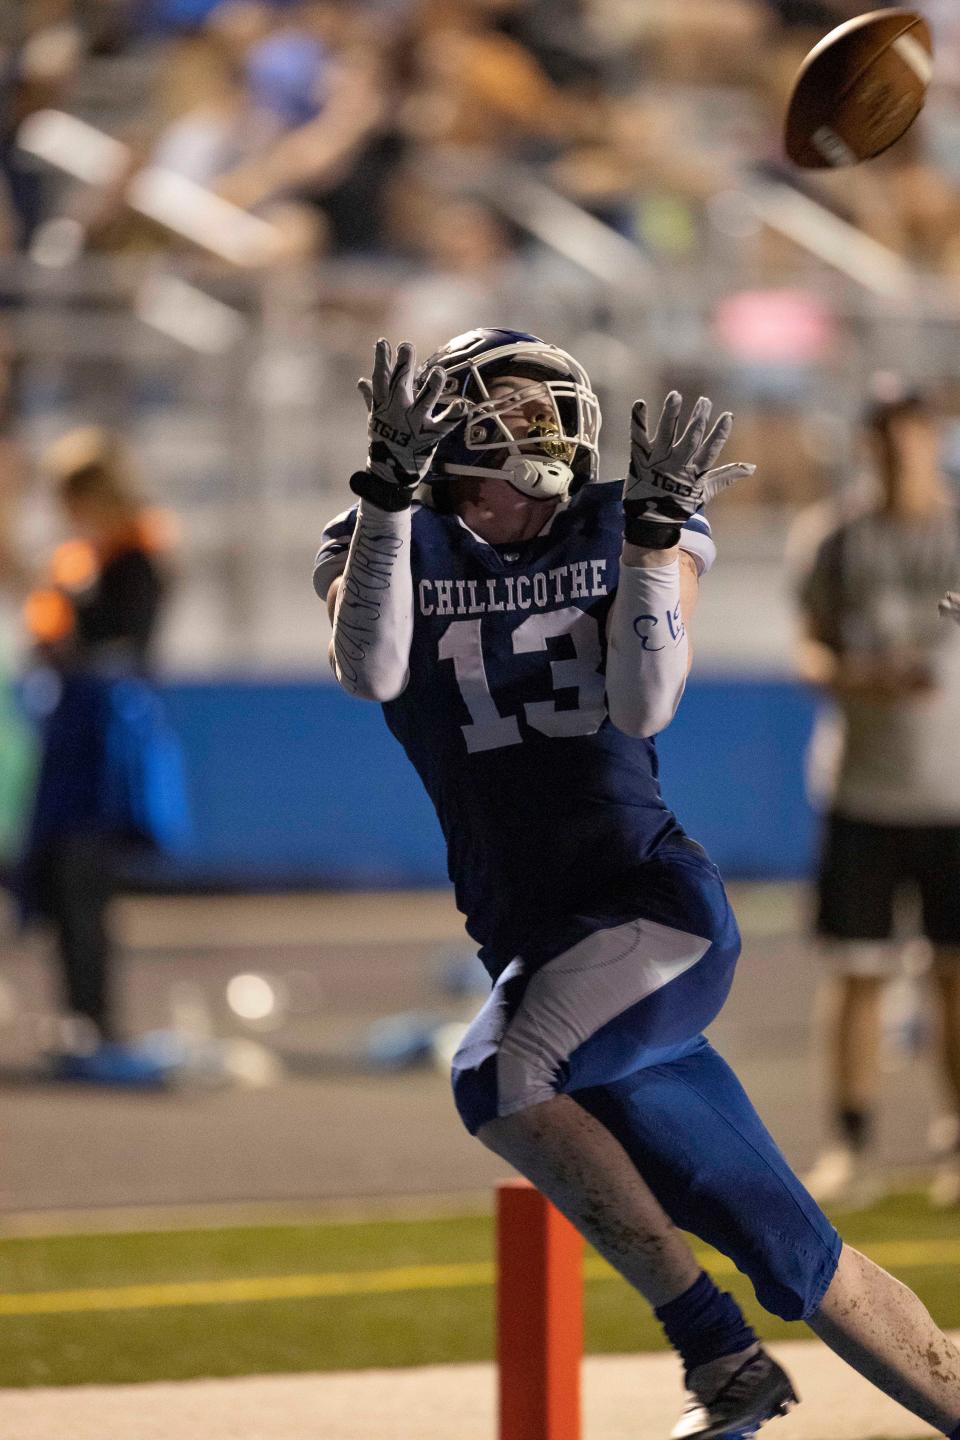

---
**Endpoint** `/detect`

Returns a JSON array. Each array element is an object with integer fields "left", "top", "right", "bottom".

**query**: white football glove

[
  {"left": 351, "top": 339, "right": 468, "bottom": 511},
  {"left": 623, "top": 391, "right": 755, "bottom": 547},
  {"left": 939, "top": 591, "right": 960, "bottom": 625}
]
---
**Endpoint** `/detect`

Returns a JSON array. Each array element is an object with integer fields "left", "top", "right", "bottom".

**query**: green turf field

[{"left": 0, "top": 1191, "right": 958, "bottom": 1388}]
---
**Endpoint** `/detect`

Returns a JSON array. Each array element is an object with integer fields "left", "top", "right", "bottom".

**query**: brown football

[{"left": 785, "top": 8, "right": 933, "bottom": 168}]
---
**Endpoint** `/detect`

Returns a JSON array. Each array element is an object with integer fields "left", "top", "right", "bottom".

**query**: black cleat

[{"left": 669, "top": 1348, "right": 798, "bottom": 1440}]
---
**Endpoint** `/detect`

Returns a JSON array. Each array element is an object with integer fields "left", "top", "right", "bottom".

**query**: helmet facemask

[{"left": 426, "top": 341, "right": 601, "bottom": 502}]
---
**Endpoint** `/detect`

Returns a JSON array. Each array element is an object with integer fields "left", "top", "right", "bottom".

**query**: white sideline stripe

[
  {"left": 496, "top": 916, "right": 709, "bottom": 1115},
  {"left": 893, "top": 33, "right": 934, "bottom": 86},
  {"left": 0, "top": 1333, "right": 951, "bottom": 1440}
]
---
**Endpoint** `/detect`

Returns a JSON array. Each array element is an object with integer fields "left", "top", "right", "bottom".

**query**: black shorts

[{"left": 816, "top": 812, "right": 960, "bottom": 946}]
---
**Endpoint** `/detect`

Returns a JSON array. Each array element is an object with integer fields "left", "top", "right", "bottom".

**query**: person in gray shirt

[{"left": 792, "top": 382, "right": 960, "bottom": 1210}]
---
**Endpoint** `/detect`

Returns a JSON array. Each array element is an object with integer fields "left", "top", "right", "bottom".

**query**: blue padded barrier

[
  {"left": 151, "top": 676, "right": 820, "bottom": 888},
  {"left": 655, "top": 677, "right": 819, "bottom": 879}
]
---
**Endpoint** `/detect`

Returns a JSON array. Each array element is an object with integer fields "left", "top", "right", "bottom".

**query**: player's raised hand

[
  {"left": 939, "top": 591, "right": 960, "bottom": 625},
  {"left": 623, "top": 392, "right": 755, "bottom": 546},
  {"left": 351, "top": 339, "right": 468, "bottom": 511}
]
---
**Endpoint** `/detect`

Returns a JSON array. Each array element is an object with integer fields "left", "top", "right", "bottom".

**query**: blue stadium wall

[{"left": 154, "top": 676, "right": 821, "bottom": 888}]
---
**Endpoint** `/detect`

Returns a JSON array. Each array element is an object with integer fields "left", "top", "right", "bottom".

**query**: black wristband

[
  {"left": 349, "top": 470, "right": 415, "bottom": 512},
  {"left": 623, "top": 513, "right": 682, "bottom": 549}
]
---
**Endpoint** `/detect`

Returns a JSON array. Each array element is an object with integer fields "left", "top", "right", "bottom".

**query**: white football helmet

[{"left": 420, "top": 328, "right": 601, "bottom": 502}]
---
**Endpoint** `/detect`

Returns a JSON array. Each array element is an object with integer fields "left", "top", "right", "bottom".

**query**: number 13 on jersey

[{"left": 437, "top": 606, "right": 607, "bottom": 753}]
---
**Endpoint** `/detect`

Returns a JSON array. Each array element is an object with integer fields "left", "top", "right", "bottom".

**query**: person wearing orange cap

[{"left": 19, "top": 427, "right": 189, "bottom": 1086}]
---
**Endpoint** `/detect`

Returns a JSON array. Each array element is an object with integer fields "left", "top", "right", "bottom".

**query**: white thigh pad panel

[{"left": 496, "top": 916, "right": 710, "bottom": 1117}]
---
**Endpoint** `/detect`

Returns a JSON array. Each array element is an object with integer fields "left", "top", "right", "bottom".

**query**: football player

[{"left": 315, "top": 330, "right": 960, "bottom": 1440}]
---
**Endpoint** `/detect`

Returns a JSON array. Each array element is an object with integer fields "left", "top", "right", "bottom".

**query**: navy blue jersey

[{"left": 316, "top": 482, "right": 713, "bottom": 972}]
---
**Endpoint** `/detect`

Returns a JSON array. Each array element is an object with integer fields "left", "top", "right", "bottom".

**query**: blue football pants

[{"left": 451, "top": 844, "right": 841, "bottom": 1320}]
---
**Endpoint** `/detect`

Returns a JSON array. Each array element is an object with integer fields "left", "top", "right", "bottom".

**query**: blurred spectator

[
  {"left": 0, "top": 340, "right": 35, "bottom": 866},
  {"left": 490, "top": 0, "right": 604, "bottom": 91},
  {"left": 0, "top": 333, "right": 28, "bottom": 590},
  {"left": 791, "top": 380, "right": 960, "bottom": 1209},
  {"left": 807, "top": 125, "right": 960, "bottom": 283},
  {"left": 871, "top": 126, "right": 960, "bottom": 279},
  {"left": 138, "top": 0, "right": 231, "bottom": 35},
  {"left": 612, "top": 0, "right": 770, "bottom": 86},
  {"left": 69, "top": 1, "right": 393, "bottom": 261},
  {"left": 710, "top": 286, "right": 837, "bottom": 507},
  {"left": 401, "top": 0, "right": 603, "bottom": 158},
  {"left": 211, "top": 4, "right": 402, "bottom": 255},
  {"left": 0, "top": 0, "right": 85, "bottom": 249},
  {"left": 384, "top": 198, "right": 529, "bottom": 354},
  {"left": 17, "top": 427, "right": 189, "bottom": 1085}
]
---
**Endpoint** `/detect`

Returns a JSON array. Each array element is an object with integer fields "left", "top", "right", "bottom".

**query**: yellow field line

[
  {"left": 0, "top": 1262, "right": 496, "bottom": 1317},
  {"left": 0, "top": 1238, "right": 956, "bottom": 1318}
]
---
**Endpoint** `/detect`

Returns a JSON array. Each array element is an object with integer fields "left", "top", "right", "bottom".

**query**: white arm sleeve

[
  {"left": 605, "top": 553, "right": 688, "bottom": 738},
  {"left": 330, "top": 499, "right": 413, "bottom": 702}
]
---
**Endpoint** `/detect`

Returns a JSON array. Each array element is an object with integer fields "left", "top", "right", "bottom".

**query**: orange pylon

[{"left": 497, "top": 1179, "right": 583, "bottom": 1440}]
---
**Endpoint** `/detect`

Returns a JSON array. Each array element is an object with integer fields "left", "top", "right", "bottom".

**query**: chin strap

[{"left": 440, "top": 455, "right": 574, "bottom": 500}]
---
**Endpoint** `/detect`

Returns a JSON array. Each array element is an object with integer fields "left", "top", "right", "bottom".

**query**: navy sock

[
  {"left": 948, "top": 1423, "right": 960, "bottom": 1439},
  {"left": 654, "top": 1271, "right": 757, "bottom": 1376}
]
